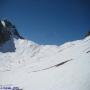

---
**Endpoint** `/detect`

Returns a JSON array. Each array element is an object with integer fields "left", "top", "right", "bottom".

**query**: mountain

[
  {"left": 0, "top": 20, "right": 90, "bottom": 90},
  {"left": 0, "top": 19, "right": 24, "bottom": 53}
]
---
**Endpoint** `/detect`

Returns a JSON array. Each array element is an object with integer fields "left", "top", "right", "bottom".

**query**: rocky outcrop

[
  {"left": 85, "top": 31, "right": 90, "bottom": 37},
  {"left": 0, "top": 19, "right": 24, "bottom": 45}
]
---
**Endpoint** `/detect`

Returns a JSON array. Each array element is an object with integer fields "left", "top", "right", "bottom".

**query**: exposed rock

[
  {"left": 85, "top": 31, "right": 90, "bottom": 37},
  {"left": 0, "top": 19, "right": 24, "bottom": 45}
]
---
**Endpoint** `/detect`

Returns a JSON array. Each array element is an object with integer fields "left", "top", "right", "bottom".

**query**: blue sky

[{"left": 0, "top": 0, "right": 90, "bottom": 45}]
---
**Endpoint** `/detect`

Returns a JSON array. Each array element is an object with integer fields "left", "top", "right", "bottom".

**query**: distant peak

[
  {"left": 85, "top": 31, "right": 90, "bottom": 37},
  {"left": 0, "top": 19, "right": 24, "bottom": 45}
]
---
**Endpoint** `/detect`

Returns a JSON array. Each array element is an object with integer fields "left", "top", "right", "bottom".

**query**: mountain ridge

[{"left": 0, "top": 20, "right": 90, "bottom": 90}]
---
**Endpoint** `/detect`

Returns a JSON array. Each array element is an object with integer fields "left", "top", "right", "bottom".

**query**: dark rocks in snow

[
  {"left": 85, "top": 31, "right": 90, "bottom": 37},
  {"left": 0, "top": 19, "right": 24, "bottom": 53},
  {"left": 0, "top": 19, "right": 24, "bottom": 45},
  {"left": 0, "top": 21, "right": 11, "bottom": 44},
  {"left": 0, "top": 38, "right": 16, "bottom": 53},
  {"left": 0, "top": 28, "right": 11, "bottom": 44},
  {"left": 86, "top": 50, "right": 90, "bottom": 53}
]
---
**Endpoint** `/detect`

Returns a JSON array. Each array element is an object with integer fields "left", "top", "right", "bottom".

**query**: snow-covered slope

[
  {"left": 0, "top": 36, "right": 90, "bottom": 90},
  {"left": 0, "top": 20, "right": 90, "bottom": 90}
]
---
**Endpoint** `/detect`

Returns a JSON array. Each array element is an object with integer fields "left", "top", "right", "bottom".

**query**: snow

[
  {"left": 1, "top": 21, "right": 6, "bottom": 27},
  {"left": 0, "top": 36, "right": 90, "bottom": 90}
]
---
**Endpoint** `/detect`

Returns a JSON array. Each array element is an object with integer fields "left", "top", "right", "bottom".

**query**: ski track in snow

[{"left": 29, "top": 59, "right": 72, "bottom": 73}]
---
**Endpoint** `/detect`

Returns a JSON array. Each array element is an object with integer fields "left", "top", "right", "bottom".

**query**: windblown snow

[{"left": 0, "top": 35, "right": 90, "bottom": 90}]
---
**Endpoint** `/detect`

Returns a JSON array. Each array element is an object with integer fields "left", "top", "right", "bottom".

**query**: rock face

[
  {"left": 0, "top": 19, "right": 24, "bottom": 45},
  {"left": 85, "top": 31, "right": 90, "bottom": 37}
]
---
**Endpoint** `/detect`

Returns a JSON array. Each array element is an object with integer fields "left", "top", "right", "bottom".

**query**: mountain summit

[
  {"left": 0, "top": 19, "right": 23, "bottom": 44},
  {"left": 0, "top": 20, "right": 24, "bottom": 53}
]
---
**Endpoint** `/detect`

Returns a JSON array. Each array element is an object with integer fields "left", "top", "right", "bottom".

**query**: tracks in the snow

[{"left": 31, "top": 59, "right": 72, "bottom": 73}]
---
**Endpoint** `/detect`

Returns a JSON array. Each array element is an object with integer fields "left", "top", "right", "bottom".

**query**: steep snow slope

[{"left": 0, "top": 36, "right": 90, "bottom": 90}]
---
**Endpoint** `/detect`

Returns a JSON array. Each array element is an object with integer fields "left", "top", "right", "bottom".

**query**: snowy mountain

[{"left": 0, "top": 20, "right": 90, "bottom": 90}]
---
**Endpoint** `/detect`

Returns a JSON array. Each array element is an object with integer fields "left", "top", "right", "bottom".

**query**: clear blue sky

[{"left": 0, "top": 0, "right": 90, "bottom": 45}]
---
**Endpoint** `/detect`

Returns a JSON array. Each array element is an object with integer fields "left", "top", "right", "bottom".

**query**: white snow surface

[
  {"left": 0, "top": 36, "right": 90, "bottom": 90},
  {"left": 1, "top": 21, "right": 6, "bottom": 27}
]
